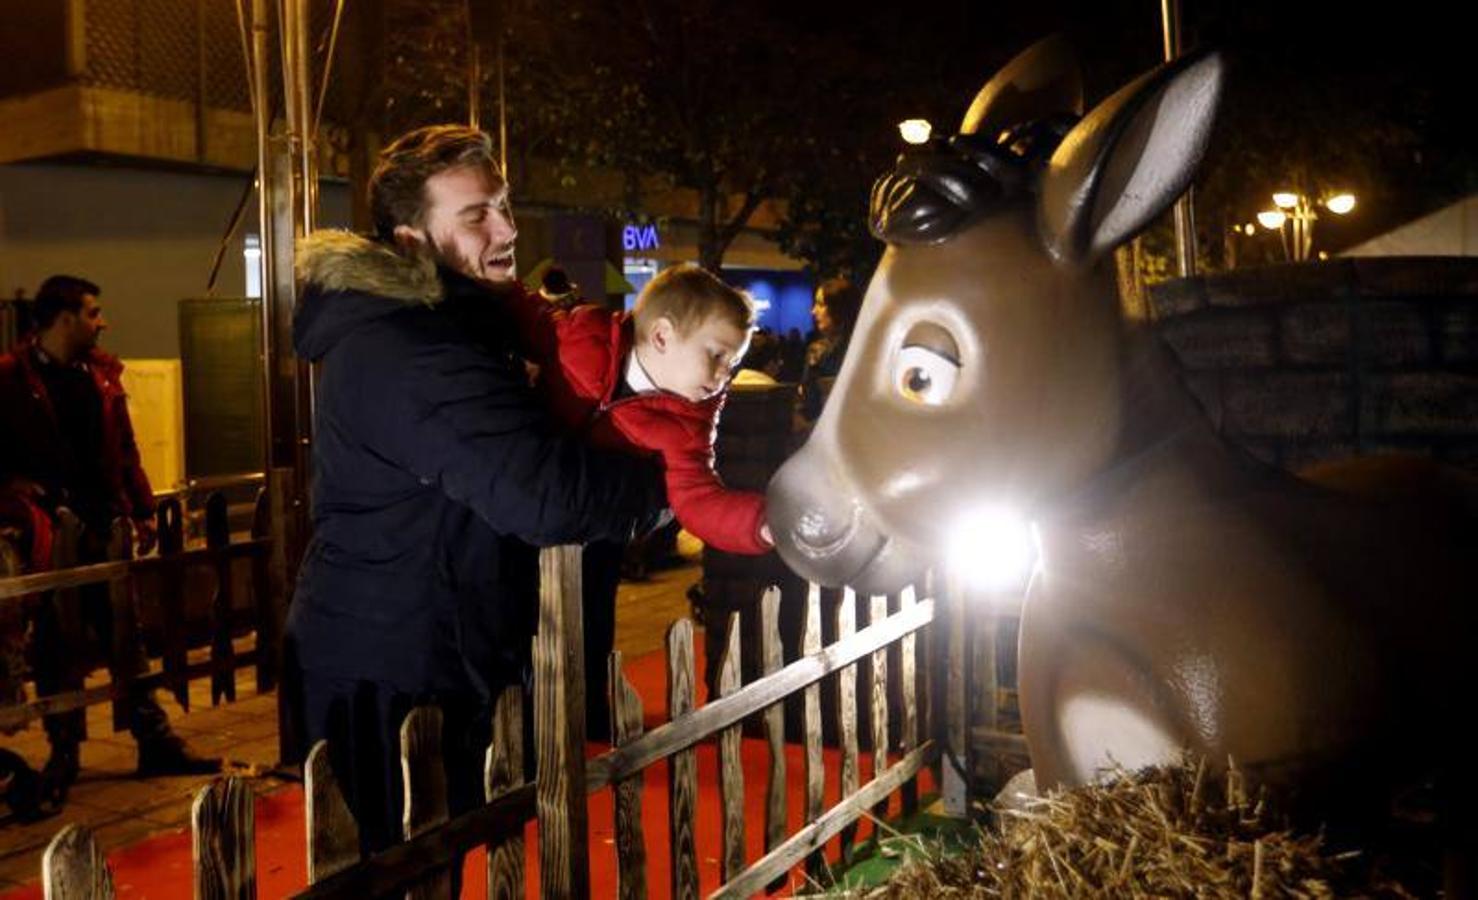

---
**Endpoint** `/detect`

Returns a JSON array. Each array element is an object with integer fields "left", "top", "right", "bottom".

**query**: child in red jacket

[{"left": 507, "top": 264, "right": 771, "bottom": 554}]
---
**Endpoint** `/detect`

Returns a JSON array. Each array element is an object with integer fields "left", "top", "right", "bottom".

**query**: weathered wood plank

[
  {"left": 192, "top": 777, "right": 256, "bottom": 900},
  {"left": 836, "top": 589, "right": 860, "bottom": 866},
  {"left": 401, "top": 706, "right": 451, "bottom": 900},
  {"left": 668, "top": 618, "right": 700, "bottom": 900},
  {"left": 206, "top": 492, "right": 237, "bottom": 705},
  {"left": 710, "top": 742, "right": 936, "bottom": 900},
  {"left": 42, "top": 824, "right": 115, "bottom": 900},
  {"left": 0, "top": 538, "right": 271, "bottom": 604},
  {"left": 896, "top": 587, "right": 920, "bottom": 815},
  {"left": 535, "top": 544, "right": 589, "bottom": 899},
  {"left": 975, "top": 594, "right": 1000, "bottom": 734},
  {"left": 155, "top": 496, "right": 189, "bottom": 710},
  {"left": 105, "top": 518, "right": 136, "bottom": 733},
  {"left": 870, "top": 593, "right": 891, "bottom": 825},
  {"left": 0, "top": 652, "right": 261, "bottom": 733},
  {"left": 304, "top": 740, "right": 360, "bottom": 884},
  {"left": 292, "top": 785, "right": 534, "bottom": 899},
  {"left": 758, "top": 586, "right": 787, "bottom": 894},
  {"left": 609, "top": 652, "right": 648, "bottom": 900},
  {"left": 584, "top": 596, "right": 935, "bottom": 792},
  {"left": 249, "top": 484, "right": 274, "bottom": 695},
  {"left": 253, "top": 474, "right": 291, "bottom": 696},
  {"left": 717, "top": 613, "right": 745, "bottom": 881},
  {"left": 801, "top": 583, "right": 826, "bottom": 884},
  {"left": 942, "top": 571, "right": 969, "bottom": 816},
  {"left": 485, "top": 685, "right": 525, "bottom": 900}
]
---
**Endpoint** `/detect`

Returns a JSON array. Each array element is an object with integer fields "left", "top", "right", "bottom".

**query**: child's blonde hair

[{"left": 633, "top": 264, "right": 755, "bottom": 340}]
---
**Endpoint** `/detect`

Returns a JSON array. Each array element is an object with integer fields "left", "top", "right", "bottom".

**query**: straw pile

[{"left": 834, "top": 758, "right": 1421, "bottom": 898}]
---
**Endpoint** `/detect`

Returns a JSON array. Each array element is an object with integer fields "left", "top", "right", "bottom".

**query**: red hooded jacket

[
  {"left": 0, "top": 340, "right": 155, "bottom": 555},
  {"left": 506, "top": 289, "right": 769, "bottom": 555}
]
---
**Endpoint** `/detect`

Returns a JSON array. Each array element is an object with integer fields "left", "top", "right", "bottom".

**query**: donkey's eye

[{"left": 895, "top": 345, "right": 960, "bottom": 406}]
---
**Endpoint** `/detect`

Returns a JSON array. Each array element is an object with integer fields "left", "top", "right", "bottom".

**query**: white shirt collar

[{"left": 624, "top": 350, "right": 659, "bottom": 394}]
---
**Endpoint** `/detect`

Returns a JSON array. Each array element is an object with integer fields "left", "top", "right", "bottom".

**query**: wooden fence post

[
  {"left": 304, "top": 740, "right": 360, "bottom": 884},
  {"left": 836, "top": 589, "right": 860, "bottom": 866},
  {"left": 485, "top": 684, "right": 526, "bottom": 900},
  {"left": 42, "top": 824, "right": 115, "bottom": 900},
  {"left": 105, "top": 518, "right": 137, "bottom": 734},
  {"left": 206, "top": 492, "right": 237, "bottom": 704},
  {"left": 869, "top": 593, "right": 891, "bottom": 828},
  {"left": 801, "top": 583, "right": 826, "bottom": 884},
  {"left": 666, "top": 618, "right": 699, "bottom": 900},
  {"left": 941, "top": 571, "right": 969, "bottom": 817},
  {"left": 759, "top": 586, "right": 787, "bottom": 894},
  {"left": 401, "top": 706, "right": 452, "bottom": 899},
  {"left": 534, "top": 544, "right": 588, "bottom": 899},
  {"left": 155, "top": 496, "right": 189, "bottom": 710},
  {"left": 895, "top": 586, "right": 920, "bottom": 816},
  {"left": 609, "top": 652, "right": 647, "bottom": 900},
  {"left": 192, "top": 777, "right": 256, "bottom": 900},
  {"left": 717, "top": 612, "right": 745, "bottom": 882}
]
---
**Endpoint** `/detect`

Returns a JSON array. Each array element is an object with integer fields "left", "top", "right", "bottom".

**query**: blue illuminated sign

[{"left": 623, "top": 224, "right": 660, "bottom": 252}]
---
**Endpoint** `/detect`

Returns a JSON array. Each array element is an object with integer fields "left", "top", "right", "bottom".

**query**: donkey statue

[{"left": 767, "top": 37, "right": 1476, "bottom": 853}]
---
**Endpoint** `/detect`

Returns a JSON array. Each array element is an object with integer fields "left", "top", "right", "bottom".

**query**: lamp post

[{"left": 1257, "top": 191, "right": 1356, "bottom": 261}]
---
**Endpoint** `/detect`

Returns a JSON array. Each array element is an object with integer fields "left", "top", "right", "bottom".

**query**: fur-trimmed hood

[{"left": 293, "top": 230, "right": 444, "bottom": 361}]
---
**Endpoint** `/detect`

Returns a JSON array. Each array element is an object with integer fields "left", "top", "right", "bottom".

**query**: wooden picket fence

[
  {"left": 37, "top": 543, "right": 965, "bottom": 899},
  {"left": 0, "top": 469, "right": 292, "bottom": 737}
]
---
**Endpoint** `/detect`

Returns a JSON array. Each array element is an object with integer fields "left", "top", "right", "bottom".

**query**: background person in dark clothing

[
  {"left": 799, "top": 277, "right": 864, "bottom": 424},
  {"left": 289, "top": 125, "right": 666, "bottom": 855},
  {"left": 0, "top": 275, "right": 217, "bottom": 803}
]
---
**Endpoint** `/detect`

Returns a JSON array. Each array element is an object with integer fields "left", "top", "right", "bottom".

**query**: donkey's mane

[{"left": 868, "top": 114, "right": 1076, "bottom": 246}]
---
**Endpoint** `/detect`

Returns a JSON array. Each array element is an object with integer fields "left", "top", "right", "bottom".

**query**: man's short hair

[
  {"left": 370, "top": 125, "right": 499, "bottom": 241},
  {"left": 633, "top": 264, "right": 754, "bottom": 340},
  {"left": 33, "top": 275, "right": 99, "bottom": 330}
]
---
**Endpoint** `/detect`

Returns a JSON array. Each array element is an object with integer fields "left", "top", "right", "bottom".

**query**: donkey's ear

[
  {"left": 960, "top": 35, "right": 1084, "bottom": 138},
  {"left": 1039, "top": 50, "right": 1224, "bottom": 267}
]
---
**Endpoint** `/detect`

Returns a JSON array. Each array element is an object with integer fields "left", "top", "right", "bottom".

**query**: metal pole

[
  {"left": 279, "top": 0, "right": 316, "bottom": 557},
  {"left": 1161, "top": 0, "right": 1198, "bottom": 277},
  {"left": 464, "top": 0, "right": 481, "bottom": 129},
  {"left": 497, "top": 26, "right": 507, "bottom": 174},
  {"left": 250, "top": 0, "right": 276, "bottom": 484}
]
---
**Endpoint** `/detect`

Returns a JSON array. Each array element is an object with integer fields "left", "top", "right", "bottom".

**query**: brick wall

[{"left": 1147, "top": 257, "right": 1478, "bottom": 471}]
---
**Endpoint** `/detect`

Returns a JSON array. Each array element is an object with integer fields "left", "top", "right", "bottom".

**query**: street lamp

[
  {"left": 898, "top": 119, "right": 933, "bottom": 145},
  {"left": 1257, "top": 190, "right": 1356, "bottom": 261}
]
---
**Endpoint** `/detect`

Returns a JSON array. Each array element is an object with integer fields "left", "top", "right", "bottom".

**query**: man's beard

[{"left": 434, "top": 237, "right": 515, "bottom": 286}]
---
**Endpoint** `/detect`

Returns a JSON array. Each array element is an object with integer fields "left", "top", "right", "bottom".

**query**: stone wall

[{"left": 1147, "top": 257, "right": 1478, "bottom": 471}]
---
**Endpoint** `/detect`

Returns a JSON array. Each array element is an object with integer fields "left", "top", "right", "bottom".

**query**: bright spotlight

[{"left": 947, "top": 506, "right": 1038, "bottom": 593}]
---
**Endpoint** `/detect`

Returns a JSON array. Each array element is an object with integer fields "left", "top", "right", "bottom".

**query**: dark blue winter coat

[{"left": 287, "top": 231, "right": 663, "bottom": 696}]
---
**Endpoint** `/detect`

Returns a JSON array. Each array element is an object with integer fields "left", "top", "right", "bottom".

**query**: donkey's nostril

[{"left": 790, "top": 503, "right": 861, "bottom": 561}]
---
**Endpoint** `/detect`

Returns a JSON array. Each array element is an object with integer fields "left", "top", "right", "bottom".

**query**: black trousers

[
  {"left": 299, "top": 672, "right": 498, "bottom": 861},
  {"left": 581, "top": 538, "right": 623, "bottom": 741}
]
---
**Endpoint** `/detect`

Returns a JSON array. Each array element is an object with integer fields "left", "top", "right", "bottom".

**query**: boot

[
  {"left": 39, "top": 741, "right": 80, "bottom": 806},
  {"left": 135, "top": 735, "right": 221, "bottom": 777}
]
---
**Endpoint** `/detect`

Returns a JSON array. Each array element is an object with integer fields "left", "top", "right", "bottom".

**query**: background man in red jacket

[{"left": 0, "top": 275, "right": 217, "bottom": 805}]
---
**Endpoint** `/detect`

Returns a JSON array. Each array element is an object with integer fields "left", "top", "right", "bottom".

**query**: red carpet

[{"left": 3, "top": 644, "right": 933, "bottom": 898}]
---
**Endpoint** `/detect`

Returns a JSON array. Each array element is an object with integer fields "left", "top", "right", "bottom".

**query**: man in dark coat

[{"left": 288, "top": 125, "right": 666, "bottom": 854}]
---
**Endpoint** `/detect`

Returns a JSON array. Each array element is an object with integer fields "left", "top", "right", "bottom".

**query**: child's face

[{"left": 647, "top": 313, "right": 751, "bottom": 402}]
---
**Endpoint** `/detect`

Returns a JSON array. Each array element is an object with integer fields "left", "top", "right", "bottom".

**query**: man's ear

[{"left": 392, "top": 224, "right": 427, "bottom": 253}]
